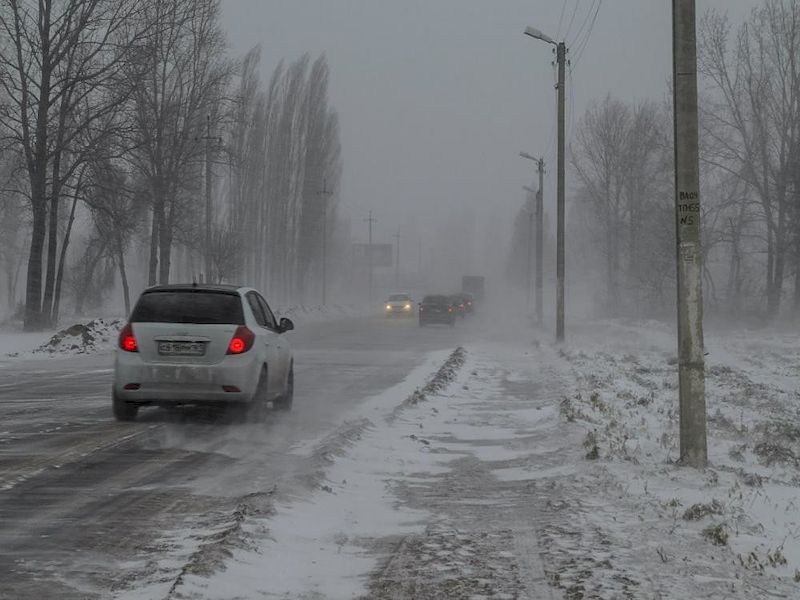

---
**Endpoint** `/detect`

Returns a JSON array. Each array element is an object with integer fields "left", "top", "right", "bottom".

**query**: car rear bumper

[{"left": 113, "top": 353, "right": 259, "bottom": 404}]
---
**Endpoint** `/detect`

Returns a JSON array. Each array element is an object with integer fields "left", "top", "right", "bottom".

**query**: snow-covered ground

[{"left": 113, "top": 318, "right": 800, "bottom": 599}]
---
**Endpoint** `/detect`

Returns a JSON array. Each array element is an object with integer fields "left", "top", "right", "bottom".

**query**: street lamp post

[
  {"left": 524, "top": 26, "right": 567, "bottom": 342},
  {"left": 521, "top": 152, "right": 545, "bottom": 326},
  {"left": 317, "top": 179, "right": 333, "bottom": 305},
  {"left": 522, "top": 185, "right": 536, "bottom": 314}
]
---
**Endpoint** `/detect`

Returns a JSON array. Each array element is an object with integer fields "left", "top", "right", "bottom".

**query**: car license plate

[{"left": 158, "top": 341, "right": 206, "bottom": 356}]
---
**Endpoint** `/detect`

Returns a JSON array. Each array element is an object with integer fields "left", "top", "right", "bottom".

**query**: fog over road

[{"left": 0, "top": 314, "right": 488, "bottom": 599}]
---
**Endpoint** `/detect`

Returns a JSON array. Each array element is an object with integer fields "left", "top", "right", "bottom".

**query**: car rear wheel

[
  {"left": 112, "top": 390, "right": 139, "bottom": 422},
  {"left": 247, "top": 367, "right": 270, "bottom": 421},
  {"left": 274, "top": 365, "right": 293, "bottom": 411}
]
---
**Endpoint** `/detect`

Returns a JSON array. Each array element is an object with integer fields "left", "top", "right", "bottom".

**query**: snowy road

[{"left": 0, "top": 315, "right": 480, "bottom": 599}]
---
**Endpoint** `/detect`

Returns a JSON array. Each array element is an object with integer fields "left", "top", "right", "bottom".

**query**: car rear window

[{"left": 129, "top": 291, "right": 245, "bottom": 324}]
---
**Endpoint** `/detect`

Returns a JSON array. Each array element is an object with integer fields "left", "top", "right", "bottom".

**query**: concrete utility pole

[
  {"left": 393, "top": 229, "right": 401, "bottom": 290},
  {"left": 364, "top": 211, "right": 377, "bottom": 304},
  {"left": 555, "top": 41, "right": 566, "bottom": 342},
  {"left": 520, "top": 152, "right": 545, "bottom": 325},
  {"left": 317, "top": 179, "right": 333, "bottom": 305},
  {"left": 536, "top": 157, "right": 544, "bottom": 326},
  {"left": 672, "top": 0, "right": 707, "bottom": 468},
  {"left": 523, "top": 185, "right": 537, "bottom": 313},
  {"left": 524, "top": 26, "right": 567, "bottom": 342},
  {"left": 198, "top": 115, "right": 221, "bottom": 283}
]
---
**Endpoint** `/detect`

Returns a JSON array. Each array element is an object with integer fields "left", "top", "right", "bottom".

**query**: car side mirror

[{"left": 279, "top": 317, "right": 294, "bottom": 333}]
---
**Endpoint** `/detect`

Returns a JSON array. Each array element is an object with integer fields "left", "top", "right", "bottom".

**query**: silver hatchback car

[{"left": 113, "top": 284, "right": 294, "bottom": 421}]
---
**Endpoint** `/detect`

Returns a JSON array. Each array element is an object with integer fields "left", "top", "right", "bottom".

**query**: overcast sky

[{"left": 220, "top": 1, "right": 761, "bottom": 257}]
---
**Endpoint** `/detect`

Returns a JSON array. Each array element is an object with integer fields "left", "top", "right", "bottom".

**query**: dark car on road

[
  {"left": 418, "top": 295, "right": 456, "bottom": 327},
  {"left": 456, "top": 292, "right": 475, "bottom": 314}
]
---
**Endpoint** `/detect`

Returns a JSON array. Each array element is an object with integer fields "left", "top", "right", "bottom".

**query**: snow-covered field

[{"left": 116, "top": 318, "right": 800, "bottom": 599}]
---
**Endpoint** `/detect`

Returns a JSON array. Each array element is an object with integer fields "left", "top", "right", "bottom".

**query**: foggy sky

[{"left": 220, "top": 1, "right": 761, "bottom": 274}]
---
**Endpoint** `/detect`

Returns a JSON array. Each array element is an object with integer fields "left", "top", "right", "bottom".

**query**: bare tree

[
  {"left": 570, "top": 95, "right": 674, "bottom": 315},
  {"left": 0, "top": 0, "right": 146, "bottom": 329},
  {"left": 125, "top": 0, "right": 230, "bottom": 287},
  {"left": 699, "top": 1, "right": 800, "bottom": 317}
]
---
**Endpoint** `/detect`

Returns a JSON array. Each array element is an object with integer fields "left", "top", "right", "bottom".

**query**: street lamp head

[
  {"left": 523, "top": 185, "right": 537, "bottom": 195},
  {"left": 524, "top": 25, "right": 556, "bottom": 46},
  {"left": 520, "top": 151, "right": 536, "bottom": 161}
]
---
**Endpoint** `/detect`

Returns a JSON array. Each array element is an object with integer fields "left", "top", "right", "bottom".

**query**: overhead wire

[
  {"left": 572, "top": 0, "right": 603, "bottom": 69},
  {"left": 556, "top": 0, "right": 568, "bottom": 39},
  {"left": 569, "top": 0, "right": 599, "bottom": 49},
  {"left": 542, "top": 54, "right": 559, "bottom": 165},
  {"left": 563, "top": 0, "right": 582, "bottom": 42}
]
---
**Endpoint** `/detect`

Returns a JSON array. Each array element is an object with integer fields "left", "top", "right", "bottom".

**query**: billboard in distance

[{"left": 352, "top": 243, "right": 393, "bottom": 267}]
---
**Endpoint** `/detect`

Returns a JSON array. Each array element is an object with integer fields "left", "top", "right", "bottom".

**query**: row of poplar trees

[{"left": 0, "top": 0, "right": 341, "bottom": 330}]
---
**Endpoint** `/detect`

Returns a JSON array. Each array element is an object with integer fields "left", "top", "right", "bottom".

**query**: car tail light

[
  {"left": 119, "top": 323, "right": 138, "bottom": 352},
  {"left": 227, "top": 326, "right": 255, "bottom": 354}
]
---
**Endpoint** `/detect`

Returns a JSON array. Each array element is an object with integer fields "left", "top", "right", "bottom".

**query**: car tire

[
  {"left": 273, "top": 364, "right": 293, "bottom": 411},
  {"left": 248, "top": 366, "right": 270, "bottom": 421},
  {"left": 112, "top": 390, "right": 138, "bottom": 422}
]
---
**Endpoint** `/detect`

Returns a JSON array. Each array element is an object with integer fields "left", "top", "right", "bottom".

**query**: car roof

[{"left": 143, "top": 283, "right": 243, "bottom": 294}]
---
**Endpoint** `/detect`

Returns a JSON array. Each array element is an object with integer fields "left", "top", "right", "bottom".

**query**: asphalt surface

[{"left": 0, "top": 313, "right": 484, "bottom": 599}]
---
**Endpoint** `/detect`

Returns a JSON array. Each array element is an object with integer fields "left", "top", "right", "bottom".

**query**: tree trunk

[
  {"left": 75, "top": 241, "right": 108, "bottom": 315},
  {"left": 117, "top": 235, "right": 130, "bottom": 316},
  {"left": 726, "top": 217, "right": 742, "bottom": 315},
  {"left": 51, "top": 195, "right": 79, "bottom": 327},
  {"left": 158, "top": 203, "right": 174, "bottom": 285},
  {"left": 24, "top": 202, "right": 47, "bottom": 330},
  {"left": 42, "top": 185, "right": 59, "bottom": 325},
  {"left": 148, "top": 203, "right": 161, "bottom": 286}
]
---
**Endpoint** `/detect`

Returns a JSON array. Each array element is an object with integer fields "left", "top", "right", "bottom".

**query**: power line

[
  {"left": 569, "top": 0, "right": 598, "bottom": 48},
  {"left": 567, "top": 64, "right": 577, "bottom": 145},
  {"left": 572, "top": 0, "right": 603, "bottom": 68},
  {"left": 556, "top": 0, "right": 569, "bottom": 39},
  {"left": 563, "top": 0, "right": 582, "bottom": 41}
]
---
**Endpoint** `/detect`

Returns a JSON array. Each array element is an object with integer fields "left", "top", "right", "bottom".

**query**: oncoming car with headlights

[
  {"left": 113, "top": 284, "right": 294, "bottom": 421},
  {"left": 384, "top": 292, "right": 414, "bottom": 317}
]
